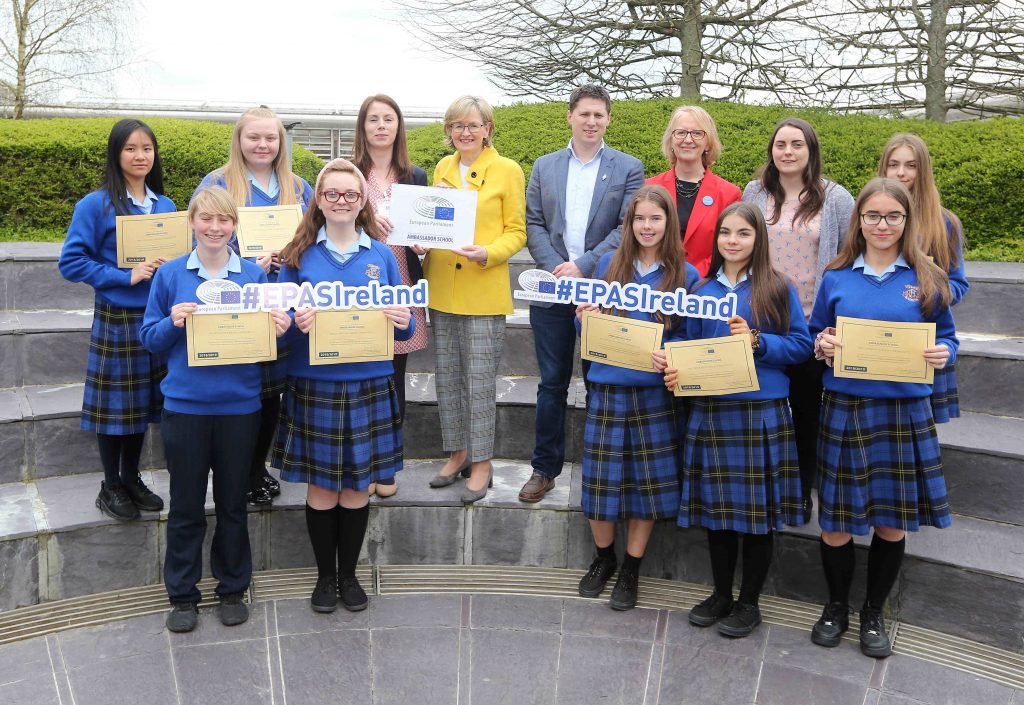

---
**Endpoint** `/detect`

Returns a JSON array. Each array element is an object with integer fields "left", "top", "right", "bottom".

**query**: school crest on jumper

[
  {"left": 903, "top": 284, "right": 920, "bottom": 302},
  {"left": 365, "top": 264, "right": 381, "bottom": 280}
]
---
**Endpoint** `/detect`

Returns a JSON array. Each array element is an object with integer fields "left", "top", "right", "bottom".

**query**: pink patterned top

[
  {"left": 766, "top": 196, "right": 821, "bottom": 318},
  {"left": 366, "top": 169, "right": 429, "bottom": 353}
]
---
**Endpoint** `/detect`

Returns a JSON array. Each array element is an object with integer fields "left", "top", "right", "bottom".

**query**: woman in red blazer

[{"left": 646, "top": 106, "right": 741, "bottom": 276}]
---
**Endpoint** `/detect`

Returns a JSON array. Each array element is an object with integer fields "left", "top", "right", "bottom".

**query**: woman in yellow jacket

[{"left": 421, "top": 95, "right": 526, "bottom": 502}]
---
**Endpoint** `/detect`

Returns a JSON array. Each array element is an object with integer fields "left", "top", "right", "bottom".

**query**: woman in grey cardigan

[{"left": 742, "top": 117, "right": 854, "bottom": 522}]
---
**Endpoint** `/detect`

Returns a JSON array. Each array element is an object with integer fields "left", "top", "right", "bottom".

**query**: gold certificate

[
  {"left": 309, "top": 310, "right": 394, "bottom": 365},
  {"left": 185, "top": 311, "right": 277, "bottom": 367},
  {"left": 664, "top": 335, "right": 760, "bottom": 396},
  {"left": 235, "top": 205, "right": 303, "bottom": 256},
  {"left": 833, "top": 316, "right": 935, "bottom": 384},
  {"left": 115, "top": 212, "right": 191, "bottom": 268},
  {"left": 580, "top": 311, "right": 663, "bottom": 372}
]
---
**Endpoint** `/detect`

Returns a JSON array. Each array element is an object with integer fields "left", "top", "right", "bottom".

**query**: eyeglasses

[
  {"left": 450, "top": 123, "right": 485, "bottom": 134},
  {"left": 860, "top": 212, "right": 906, "bottom": 226},
  {"left": 671, "top": 129, "right": 706, "bottom": 141},
  {"left": 320, "top": 190, "right": 361, "bottom": 203}
]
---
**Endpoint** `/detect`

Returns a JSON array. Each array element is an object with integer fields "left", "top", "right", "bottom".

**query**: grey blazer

[
  {"left": 742, "top": 179, "right": 855, "bottom": 297},
  {"left": 525, "top": 146, "right": 645, "bottom": 306}
]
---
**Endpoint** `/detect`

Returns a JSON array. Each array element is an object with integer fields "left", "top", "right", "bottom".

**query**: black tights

[
  {"left": 96, "top": 433, "right": 146, "bottom": 487},
  {"left": 706, "top": 529, "right": 775, "bottom": 606},
  {"left": 248, "top": 395, "right": 281, "bottom": 489}
]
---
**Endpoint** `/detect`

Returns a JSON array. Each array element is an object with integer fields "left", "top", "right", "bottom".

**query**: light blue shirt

[
  {"left": 853, "top": 253, "right": 909, "bottom": 280},
  {"left": 127, "top": 186, "right": 159, "bottom": 215},
  {"left": 317, "top": 226, "right": 372, "bottom": 264},
  {"left": 248, "top": 170, "right": 280, "bottom": 199},
  {"left": 563, "top": 140, "right": 605, "bottom": 262},
  {"left": 715, "top": 266, "right": 751, "bottom": 291},
  {"left": 186, "top": 249, "right": 242, "bottom": 281},
  {"left": 634, "top": 259, "right": 662, "bottom": 277}
]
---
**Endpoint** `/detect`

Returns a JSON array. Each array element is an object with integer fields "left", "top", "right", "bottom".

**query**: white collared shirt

[
  {"left": 248, "top": 170, "right": 280, "bottom": 199},
  {"left": 186, "top": 249, "right": 242, "bottom": 281},
  {"left": 853, "top": 253, "right": 909, "bottom": 280},
  {"left": 634, "top": 259, "right": 662, "bottom": 277},
  {"left": 127, "top": 186, "right": 159, "bottom": 215},
  {"left": 563, "top": 140, "right": 605, "bottom": 262},
  {"left": 715, "top": 267, "right": 751, "bottom": 291},
  {"left": 317, "top": 226, "right": 372, "bottom": 264}
]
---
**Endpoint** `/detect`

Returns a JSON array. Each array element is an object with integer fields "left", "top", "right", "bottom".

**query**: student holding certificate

[
  {"left": 658, "top": 203, "right": 812, "bottom": 638},
  {"left": 274, "top": 159, "right": 414, "bottom": 614},
  {"left": 58, "top": 119, "right": 176, "bottom": 521},
  {"left": 809, "top": 178, "right": 958, "bottom": 658},
  {"left": 193, "top": 106, "right": 314, "bottom": 507},
  {"left": 140, "top": 187, "right": 290, "bottom": 633},
  {"left": 879, "top": 134, "right": 968, "bottom": 423},
  {"left": 574, "top": 185, "right": 698, "bottom": 611},
  {"left": 353, "top": 94, "right": 430, "bottom": 497},
  {"left": 742, "top": 118, "right": 855, "bottom": 522}
]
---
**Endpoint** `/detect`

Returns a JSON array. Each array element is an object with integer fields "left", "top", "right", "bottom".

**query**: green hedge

[
  {"left": 0, "top": 117, "right": 323, "bottom": 235},
  {"left": 407, "top": 99, "right": 1024, "bottom": 259}
]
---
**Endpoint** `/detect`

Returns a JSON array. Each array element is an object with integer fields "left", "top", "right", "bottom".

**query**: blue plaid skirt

[
  {"left": 817, "top": 391, "right": 952, "bottom": 535},
  {"left": 678, "top": 398, "right": 802, "bottom": 534},
  {"left": 260, "top": 347, "right": 290, "bottom": 399},
  {"left": 81, "top": 301, "right": 165, "bottom": 435},
  {"left": 930, "top": 364, "right": 960, "bottom": 424},
  {"left": 582, "top": 383, "right": 679, "bottom": 521},
  {"left": 273, "top": 375, "right": 403, "bottom": 491}
]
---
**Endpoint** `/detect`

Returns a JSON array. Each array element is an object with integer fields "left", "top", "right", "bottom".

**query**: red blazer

[{"left": 645, "top": 169, "right": 742, "bottom": 277}]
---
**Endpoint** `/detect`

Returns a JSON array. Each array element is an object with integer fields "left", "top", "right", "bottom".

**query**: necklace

[{"left": 676, "top": 177, "right": 703, "bottom": 199}]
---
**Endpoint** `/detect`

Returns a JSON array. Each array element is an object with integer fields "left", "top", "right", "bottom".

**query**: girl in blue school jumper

[
  {"left": 193, "top": 106, "right": 314, "bottom": 507},
  {"left": 273, "top": 159, "right": 414, "bottom": 614},
  {"left": 810, "top": 178, "right": 957, "bottom": 659},
  {"left": 878, "top": 134, "right": 968, "bottom": 423},
  {"left": 659, "top": 202, "right": 812, "bottom": 638},
  {"left": 140, "top": 186, "right": 291, "bottom": 633},
  {"left": 575, "top": 185, "right": 700, "bottom": 611},
  {"left": 58, "top": 119, "right": 175, "bottom": 521}
]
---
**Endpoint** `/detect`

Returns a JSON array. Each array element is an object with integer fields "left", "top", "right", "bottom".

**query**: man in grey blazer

[{"left": 519, "top": 84, "right": 645, "bottom": 502}]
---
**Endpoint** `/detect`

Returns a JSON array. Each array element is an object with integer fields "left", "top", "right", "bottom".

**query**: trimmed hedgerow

[
  {"left": 0, "top": 117, "right": 323, "bottom": 232},
  {"left": 406, "top": 99, "right": 1023, "bottom": 258}
]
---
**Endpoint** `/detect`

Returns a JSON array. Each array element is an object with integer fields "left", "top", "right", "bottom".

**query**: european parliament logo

[
  {"left": 538, "top": 281, "right": 556, "bottom": 294},
  {"left": 413, "top": 195, "right": 456, "bottom": 221}
]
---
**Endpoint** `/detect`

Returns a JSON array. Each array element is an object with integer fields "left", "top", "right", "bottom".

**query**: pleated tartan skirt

[{"left": 929, "top": 364, "right": 960, "bottom": 424}]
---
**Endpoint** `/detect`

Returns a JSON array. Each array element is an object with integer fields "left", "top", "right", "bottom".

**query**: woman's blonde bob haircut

[
  {"left": 187, "top": 186, "right": 239, "bottom": 223},
  {"left": 660, "top": 105, "right": 723, "bottom": 169},
  {"left": 443, "top": 95, "right": 494, "bottom": 149}
]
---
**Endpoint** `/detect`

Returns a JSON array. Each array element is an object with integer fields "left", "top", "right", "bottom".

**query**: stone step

[
  {"left": 2, "top": 463, "right": 1023, "bottom": 652},
  {"left": 0, "top": 310, "right": 92, "bottom": 387},
  {"left": 955, "top": 262, "right": 1024, "bottom": 337}
]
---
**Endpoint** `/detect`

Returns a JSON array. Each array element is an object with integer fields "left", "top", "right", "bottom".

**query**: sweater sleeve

[
  {"left": 808, "top": 272, "right": 836, "bottom": 338},
  {"left": 139, "top": 267, "right": 182, "bottom": 354},
  {"left": 383, "top": 247, "right": 415, "bottom": 342},
  {"left": 757, "top": 285, "right": 813, "bottom": 366},
  {"left": 944, "top": 215, "right": 969, "bottom": 305},
  {"left": 58, "top": 195, "right": 133, "bottom": 290},
  {"left": 933, "top": 305, "right": 959, "bottom": 367}
]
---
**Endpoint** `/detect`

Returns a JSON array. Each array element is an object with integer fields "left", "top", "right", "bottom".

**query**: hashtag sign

[
  {"left": 556, "top": 279, "right": 573, "bottom": 302},
  {"left": 242, "top": 286, "right": 261, "bottom": 310}
]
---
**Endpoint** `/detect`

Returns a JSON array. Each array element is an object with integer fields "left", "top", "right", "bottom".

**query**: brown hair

[
  {"left": 353, "top": 94, "right": 415, "bottom": 183},
  {"left": 757, "top": 117, "right": 826, "bottom": 227},
  {"left": 828, "top": 178, "right": 951, "bottom": 318}
]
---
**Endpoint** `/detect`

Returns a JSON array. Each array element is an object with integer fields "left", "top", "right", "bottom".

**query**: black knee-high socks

[
  {"left": 865, "top": 534, "right": 905, "bottom": 611},
  {"left": 338, "top": 504, "right": 370, "bottom": 578},
  {"left": 707, "top": 530, "right": 739, "bottom": 598},
  {"left": 707, "top": 530, "right": 774, "bottom": 605},
  {"left": 249, "top": 396, "right": 281, "bottom": 488},
  {"left": 819, "top": 537, "right": 856, "bottom": 606},
  {"left": 96, "top": 433, "right": 146, "bottom": 487},
  {"left": 306, "top": 504, "right": 340, "bottom": 578}
]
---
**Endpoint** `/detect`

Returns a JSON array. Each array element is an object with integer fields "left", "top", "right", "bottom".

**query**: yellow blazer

[{"left": 424, "top": 146, "right": 526, "bottom": 315}]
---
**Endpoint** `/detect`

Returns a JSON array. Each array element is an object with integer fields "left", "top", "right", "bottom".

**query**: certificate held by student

[{"left": 387, "top": 183, "right": 477, "bottom": 250}]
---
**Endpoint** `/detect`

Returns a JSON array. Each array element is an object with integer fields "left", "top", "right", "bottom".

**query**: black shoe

[
  {"left": 218, "top": 592, "right": 249, "bottom": 626},
  {"left": 338, "top": 575, "right": 368, "bottom": 612},
  {"left": 123, "top": 475, "right": 164, "bottom": 512},
  {"left": 609, "top": 567, "right": 639, "bottom": 611},
  {"left": 262, "top": 473, "right": 281, "bottom": 497},
  {"left": 688, "top": 593, "right": 734, "bottom": 627},
  {"left": 96, "top": 482, "right": 140, "bottom": 521},
  {"left": 310, "top": 576, "right": 338, "bottom": 613},
  {"left": 718, "top": 602, "right": 762, "bottom": 638},
  {"left": 247, "top": 485, "right": 273, "bottom": 506},
  {"left": 166, "top": 602, "right": 198, "bottom": 633},
  {"left": 859, "top": 608, "right": 892, "bottom": 658},
  {"left": 802, "top": 496, "right": 813, "bottom": 524},
  {"left": 811, "top": 602, "right": 850, "bottom": 647},
  {"left": 578, "top": 554, "right": 617, "bottom": 598}
]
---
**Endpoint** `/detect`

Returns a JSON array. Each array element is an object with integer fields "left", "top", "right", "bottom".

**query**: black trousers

[
  {"left": 162, "top": 409, "right": 260, "bottom": 604},
  {"left": 785, "top": 357, "right": 826, "bottom": 497}
]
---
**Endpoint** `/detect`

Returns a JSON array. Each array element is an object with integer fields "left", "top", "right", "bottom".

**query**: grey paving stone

[
  {"left": 10, "top": 261, "right": 94, "bottom": 311},
  {"left": 369, "top": 627, "right": 460, "bottom": 705},
  {"left": 0, "top": 482, "right": 42, "bottom": 539},
  {"left": 471, "top": 506, "right": 569, "bottom": 568},
  {"left": 197, "top": 512, "right": 266, "bottom": 576},
  {"left": 66, "top": 651, "right": 178, "bottom": 705},
  {"left": 1012, "top": 689, "right": 1024, "bottom": 705},
  {"left": 58, "top": 613, "right": 168, "bottom": 668},
  {"left": 0, "top": 674, "right": 62, "bottom": 705},
  {"left": 561, "top": 600, "right": 659, "bottom": 642},
  {"left": 937, "top": 412, "right": 1024, "bottom": 461},
  {"left": 565, "top": 509, "right": 596, "bottom": 570},
  {"left": 20, "top": 331, "right": 91, "bottom": 386},
  {"left": 469, "top": 628, "right": 559, "bottom": 705},
  {"left": 569, "top": 462, "right": 582, "bottom": 511},
  {"left": 366, "top": 459, "right": 463, "bottom": 508},
  {"left": 755, "top": 663, "right": 868, "bottom": 705},
  {"left": 763, "top": 623, "right": 874, "bottom": 685},
  {"left": 168, "top": 601, "right": 269, "bottom": 647},
  {"left": 876, "top": 694, "right": 928, "bottom": 705},
  {"left": 274, "top": 596, "right": 369, "bottom": 636},
  {"left": 21, "top": 384, "right": 82, "bottom": 420},
  {"left": 943, "top": 448, "right": 1024, "bottom": 525},
  {"left": 369, "top": 594, "right": 462, "bottom": 629},
  {"left": 31, "top": 418, "right": 103, "bottom": 478},
  {"left": 632, "top": 523, "right": 717, "bottom": 587},
  {"left": 366, "top": 505, "right": 464, "bottom": 565},
  {"left": 664, "top": 610, "right": 768, "bottom": 660},
  {"left": 171, "top": 639, "right": 272, "bottom": 705},
  {"left": 0, "top": 536, "right": 40, "bottom": 610},
  {"left": 0, "top": 636, "right": 52, "bottom": 684},
  {"left": 267, "top": 508, "right": 316, "bottom": 569},
  {"left": 469, "top": 594, "right": 564, "bottom": 632},
  {"left": 764, "top": 533, "right": 868, "bottom": 608},
  {"left": 35, "top": 472, "right": 118, "bottom": 532},
  {"left": 957, "top": 280, "right": 1024, "bottom": 337},
  {"left": 278, "top": 629, "right": 371, "bottom": 705},
  {"left": 906, "top": 517, "right": 1024, "bottom": 580},
  {"left": 46, "top": 523, "right": 159, "bottom": 599},
  {"left": 0, "top": 388, "right": 27, "bottom": 422},
  {"left": 881, "top": 654, "right": 1015, "bottom": 705},
  {"left": 656, "top": 643, "right": 761, "bottom": 705},
  {"left": 475, "top": 460, "right": 571, "bottom": 510},
  {"left": 0, "top": 421, "right": 28, "bottom": 484},
  {"left": 0, "top": 336, "right": 19, "bottom": 388},
  {"left": 554, "top": 634, "right": 653, "bottom": 705}
]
